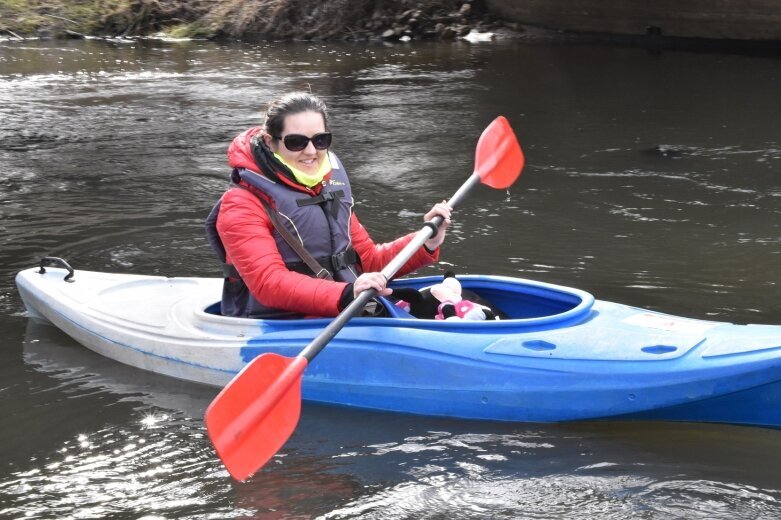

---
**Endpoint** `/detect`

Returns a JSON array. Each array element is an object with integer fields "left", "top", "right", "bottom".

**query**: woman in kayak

[{"left": 206, "top": 91, "right": 451, "bottom": 318}]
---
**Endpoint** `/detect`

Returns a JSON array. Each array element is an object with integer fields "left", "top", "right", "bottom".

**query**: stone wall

[{"left": 485, "top": 0, "right": 781, "bottom": 41}]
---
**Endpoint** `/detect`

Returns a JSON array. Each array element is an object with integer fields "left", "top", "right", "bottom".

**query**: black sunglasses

[{"left": 273, "top": 132, "right": 332, "bottom": 152}]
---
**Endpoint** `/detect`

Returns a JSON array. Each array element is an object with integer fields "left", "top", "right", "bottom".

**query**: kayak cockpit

[{"left": 202, "top": 274, "right": 595, "bottom": 331}]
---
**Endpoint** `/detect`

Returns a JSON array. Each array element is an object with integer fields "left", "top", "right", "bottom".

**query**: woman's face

[{"left": 266, "top": 110, "right": 327, "bottom": 175}]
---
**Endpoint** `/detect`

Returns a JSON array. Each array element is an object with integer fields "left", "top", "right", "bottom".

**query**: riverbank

[
  {"left": 0, "top": 0, "right": 510, "bottom": 42},
  {"left": 3, "top": 0, "right": 779, "bottom": 50}
]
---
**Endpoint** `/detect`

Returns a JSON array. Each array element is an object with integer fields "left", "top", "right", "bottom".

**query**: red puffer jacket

[{"left": 217, "top": 129, "right": 439, "bottom": 317}]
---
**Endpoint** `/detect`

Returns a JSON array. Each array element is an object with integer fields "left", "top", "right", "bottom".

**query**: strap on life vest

[
  {"left": 221, "top": 248, "right": 360, "bottom": 280},
  {"left": 289, "top": 248, "right": 359, "bottom": 276},
  {"left": 296, "top": 189, "right": 345, "bottom": 218}
]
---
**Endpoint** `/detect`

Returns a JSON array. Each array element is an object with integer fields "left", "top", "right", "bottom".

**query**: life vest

[{"left": 205, "top": 151, "right": 359, "bottom": 318}]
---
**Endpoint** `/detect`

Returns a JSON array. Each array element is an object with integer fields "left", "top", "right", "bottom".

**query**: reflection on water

[
  {"left": 1, "top": 38, "right": 779, "bottom": 518},
  {"left": 6, "top": 322, "right": 234, "bottom": 518}
]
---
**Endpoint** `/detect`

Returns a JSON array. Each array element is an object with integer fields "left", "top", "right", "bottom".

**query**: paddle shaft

[{"left": 298, "top": 172, "right": 482, "bottom": 363}]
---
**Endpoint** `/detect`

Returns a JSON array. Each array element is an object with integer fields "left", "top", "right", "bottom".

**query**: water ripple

[{"left": 322, "top": 472, "right": 781, "bottom": 520}]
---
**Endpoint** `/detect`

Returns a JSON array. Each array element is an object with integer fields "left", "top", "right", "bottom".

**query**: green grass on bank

[
  {"left": 0, "top": 0, "right": 216, "bottom": 39},
  {"left": 0, "top": 0, "right": 128, "bottom": 37}
]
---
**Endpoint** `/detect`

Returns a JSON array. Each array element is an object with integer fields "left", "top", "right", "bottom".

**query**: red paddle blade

[
  {"left": 474, "top": 116, "right": 525, "bottom": 189},
  {"left": 205, "top": 353, "right": 307, "bottom": 481}
]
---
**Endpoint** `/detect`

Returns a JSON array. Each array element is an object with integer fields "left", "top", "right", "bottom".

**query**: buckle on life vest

[
  {"left": 296, "top": 189, "right": 345, "bottom": 207},
  {"left": 329, "top": 248, "right": 358, "bottom": 272}
]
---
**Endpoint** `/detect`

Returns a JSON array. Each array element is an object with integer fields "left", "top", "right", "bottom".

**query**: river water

[{"left": 0, "top": 37, "right": 779, "bottom": 519}]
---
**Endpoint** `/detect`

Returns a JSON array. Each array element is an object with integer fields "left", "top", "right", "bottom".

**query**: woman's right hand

[{"left": 353, "top": 272, "right": 391, "bottom": 298}]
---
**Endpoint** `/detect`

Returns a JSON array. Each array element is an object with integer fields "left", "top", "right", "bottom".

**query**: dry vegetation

[
  {"left": 0, "top": 0, "right": 498, "bottom": 41},
  {"left": 201, "top": 0, "right": 493, "bottom": 41}
]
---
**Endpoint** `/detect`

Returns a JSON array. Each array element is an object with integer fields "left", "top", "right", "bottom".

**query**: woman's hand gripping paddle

[{"left": 205, "top": 116, "right": 525, "bottom": 481}]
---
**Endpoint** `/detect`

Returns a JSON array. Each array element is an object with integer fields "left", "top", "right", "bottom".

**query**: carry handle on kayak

[
  {"left": 205, "top": 116, "right": 525, "bottom": 482},
  {"left": 38, "top": 256, "right": 75, "bottom": 282}
]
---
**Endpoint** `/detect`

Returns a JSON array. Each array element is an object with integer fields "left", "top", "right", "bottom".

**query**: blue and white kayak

[{"left": 14, "top": 259, "right": 781, "bottom": 428}]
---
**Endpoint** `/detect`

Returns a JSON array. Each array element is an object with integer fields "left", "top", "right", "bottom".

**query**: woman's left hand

[
  {"left": 352, "top": 272, "right": 392, "bottom": 299},
  {"left": 423, "top": 201, "right": 452, "bottom": 251}
]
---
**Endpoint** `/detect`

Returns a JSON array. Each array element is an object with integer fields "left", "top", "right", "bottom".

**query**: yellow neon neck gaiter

[{"left": 274, "top": 152, "right": 332, "bottom": 188}]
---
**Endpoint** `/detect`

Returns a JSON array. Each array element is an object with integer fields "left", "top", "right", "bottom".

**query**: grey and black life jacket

[{"left": 205, "top": 152, "right": 360, "bottom": 318}]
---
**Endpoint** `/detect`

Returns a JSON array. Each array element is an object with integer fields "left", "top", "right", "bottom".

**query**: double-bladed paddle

[{"left": 205, "top": 115, "right": 525, "bottom": 481}]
